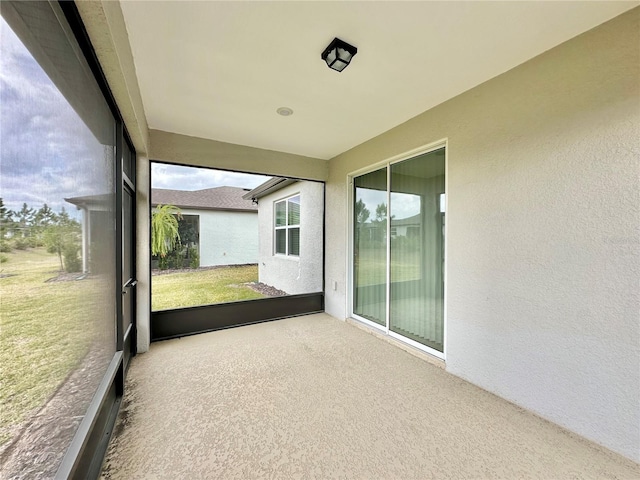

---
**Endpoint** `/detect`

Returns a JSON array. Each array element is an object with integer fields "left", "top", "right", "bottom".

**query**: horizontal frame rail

[{"left": 151, "top": 293, "right": 324, "bottom": 341}]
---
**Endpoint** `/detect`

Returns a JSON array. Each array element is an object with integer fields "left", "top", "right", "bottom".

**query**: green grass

[
  {"left": 0, "top": 248, "right": 109, "bottom": 445},
  {"left": 152, "top": 265, "right": 265, "bottom": 311},
  {"left": 355, "top": 247, "right": 421, "bottom": 286}
]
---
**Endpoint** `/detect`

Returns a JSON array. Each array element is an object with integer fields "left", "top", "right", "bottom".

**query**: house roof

[
  {"left": 242, "top": 178, "right": 297, "bottom": 201},
  {"left": 152, "top": 187, "right": 257, "bottom": 213},
  {"left": 392, "top": 214, "right": 422, "bottom": 227},
  {"left": 65, "top": 193, "right": 113, "bottom": 209}
]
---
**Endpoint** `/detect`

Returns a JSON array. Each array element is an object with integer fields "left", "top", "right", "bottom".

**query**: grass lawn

[
  {"left": 152, "top": 264, "right": 266, "bottom": 311},
  {"left": 355, "top": 248, "right": 421, "bottom": 286},
  {"left": 0, "top": 248, "right": 110, "bottom": 446}
]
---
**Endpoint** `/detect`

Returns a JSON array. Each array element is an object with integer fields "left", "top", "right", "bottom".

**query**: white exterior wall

[
  {"left": 185, "top": 209, "right": 258, "bottom": 266},
  {"left": 258, "top": 182, "right": 323, "bottom": 295},
  {"left": 325, "top": 9, "right": 639, "bottom": 462}
]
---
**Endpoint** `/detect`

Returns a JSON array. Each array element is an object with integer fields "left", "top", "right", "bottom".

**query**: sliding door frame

[{"left": 347, "top": 139, "right": 448, "bottom": 360}]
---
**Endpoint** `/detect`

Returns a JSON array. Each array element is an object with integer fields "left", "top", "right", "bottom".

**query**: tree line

[{"left": 0, "top": 198, "right": 82, "bottom": 272}]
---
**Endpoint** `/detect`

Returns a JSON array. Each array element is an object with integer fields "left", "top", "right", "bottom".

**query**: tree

[
  {"left": 32, "top": 203, "right": 57, "bottom": 246},
  {"left": 34, "top": 203, "right": 56, "bottom": 227},
  {"left": 43, "top": 212, "right": 81, "bottom": 271},
  {"left": 15, "top": 202, "right": 34, "bottom": 238},
  {"left": 374, "top": 203, "right": 387, "bottom": 223},
  {"left": 355, "top": 199, "right": 370, "bottom": 225},
  {"left": 151, "top": 204, "right": 182, "bottom": 258},
  {"left": 370, "top": 202, "right": 393, "bottom": 244},
  {"left": 0, "top": 198, "right": 15, "bottom": 239}
]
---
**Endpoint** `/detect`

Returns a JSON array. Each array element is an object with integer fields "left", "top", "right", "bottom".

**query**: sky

[
  {"left": 151, "top": 163, "right": 270, "bottom": 191},
  {"left": 0, "top": 18, "right": 111, "bottom": 219},
  {"left": 0, "top": 15, "right": 418, "bottom": 221},
  {"left": 0, "top": 15, "right": 267, "bottom": 220},
  {"left": 356, "top": 188, "right": 421, "bottom": 222}
]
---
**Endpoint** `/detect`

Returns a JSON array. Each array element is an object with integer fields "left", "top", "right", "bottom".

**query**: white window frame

[{"left": 274, "top": 194, "right": 300, "bottom": 257}]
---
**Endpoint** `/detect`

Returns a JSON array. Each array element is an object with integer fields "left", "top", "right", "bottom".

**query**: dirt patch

[
  {"left": 245, "top": 282, "right": 287, "bottom": 297},
  {"left": 45, "top": 272, "right": 89, "bottom": 283}
]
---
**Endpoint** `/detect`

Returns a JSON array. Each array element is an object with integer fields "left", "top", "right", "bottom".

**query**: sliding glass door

[
  {"left": 353, "top": 168, "right": 387, "bottom": 326},
  {"left": 352, "top": 147, "right": 445, "bottom": 355}
]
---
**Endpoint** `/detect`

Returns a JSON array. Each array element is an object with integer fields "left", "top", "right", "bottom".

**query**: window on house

[{"left": 275, "top": 195, "right": 300, "bottom": 256}]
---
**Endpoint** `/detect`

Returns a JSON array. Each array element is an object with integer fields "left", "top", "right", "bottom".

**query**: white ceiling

[{"left": 120, "top": 1, "right": 636, "bottom": 161}]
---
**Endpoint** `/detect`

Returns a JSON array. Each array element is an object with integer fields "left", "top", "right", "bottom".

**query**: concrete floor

[{"left": 100, "top": 314, "right": 639, "bottom": 479}]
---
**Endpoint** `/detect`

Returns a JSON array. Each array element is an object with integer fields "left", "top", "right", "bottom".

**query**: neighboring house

[
  {"left": 65, "top": 193, "right": 114, "bottom": 274},
  {"left": 391, "top": 214, "right": 422, "bottom": 238},
  {"left": 244, "top": 178, "right": 323, "bottom": 295},
  {"left": 152, "top": 186, "right": 257, "bottom": 267}
]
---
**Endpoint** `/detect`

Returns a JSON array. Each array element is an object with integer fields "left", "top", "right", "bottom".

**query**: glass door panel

[
  {"left": 389, "top": 149, "right": 445, "bottom": 352},
  {"left": 353, "top": 168, "right": 387, "bottom": 326}
]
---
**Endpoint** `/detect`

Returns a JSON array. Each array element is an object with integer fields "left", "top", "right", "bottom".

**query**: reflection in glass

[
  {"left": 353, "top": 168, "right": 387, "bottom": 326},
  {"left": 390, "top": 149, "right": 445, "bottom": 352},
  {"left": 275, "top": 201, "right": 286, "bottom": 227},
  {"left": 0, "top": 12, "right": 116, "bottom": 477},
  {"left": 288, "top": 195, "right": 300, "bottom": 225},
  {"left": 288, "top": 227, "right": 300, "bottom": 256},
  {"left": 275, "top": 229, "right": 286, "bottom": 255}
]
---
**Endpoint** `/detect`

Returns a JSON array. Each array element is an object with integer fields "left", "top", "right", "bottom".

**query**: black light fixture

[{"left": 321, "top": 37, "right": 357, "bottom": 72}]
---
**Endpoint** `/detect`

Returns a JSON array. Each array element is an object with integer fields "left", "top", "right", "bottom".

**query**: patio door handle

[{"left": 122, "top": 278, "right": 137, "bottom": 294}]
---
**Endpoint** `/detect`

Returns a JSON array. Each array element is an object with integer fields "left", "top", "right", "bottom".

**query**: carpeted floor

[{"left": 100, "top": 313, "right": 639, "bottom": 479}]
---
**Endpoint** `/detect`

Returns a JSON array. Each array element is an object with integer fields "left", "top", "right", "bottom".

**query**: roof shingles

[{"left": 151, "top": 186, "right": 257, "bottom": 212}]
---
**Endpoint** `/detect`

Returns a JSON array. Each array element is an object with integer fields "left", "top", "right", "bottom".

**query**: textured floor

[{"left": 100, "top": 314, "right": 639, "bottom": 479}]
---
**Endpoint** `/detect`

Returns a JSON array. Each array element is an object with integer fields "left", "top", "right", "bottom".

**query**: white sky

[
  {"left": 356, "top": 188, "right": 421, "bottom": 221},
  {"left": 151, "top": 163, "right": 271, "bottom": 191}
]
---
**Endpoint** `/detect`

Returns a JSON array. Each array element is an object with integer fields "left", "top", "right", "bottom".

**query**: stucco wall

[
  {"left": 150, "top": 130, "right": 328, "bottom": 182},
  {"left": 184, "top": 209, "right": 258, "bottom": 266},
  {"left": 258, "top": 182, "right": 324, "bottom": 295},
  {"left": 325, "top": 8, "right": 639, "bottom": 462}
]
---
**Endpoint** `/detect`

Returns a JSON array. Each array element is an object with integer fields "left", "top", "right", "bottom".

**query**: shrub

[
  {"left": 158, "top": 256, "right": 169, "bottom": 270},
  {"left": 188, "top": 247, "right": 199, "bottom": 269},
  {"left": 0, "top": 254, "right": 8, "bottom": 263},
  {"left": 26, "top": 237, "right": 39, "bottom": 248},
  {"left": 167, "top": 248, "right": 184, "bottom": 269},
  {"left": 0, "top": 241, "right": 11, "bottom": 253},
  {"left": 13, "top": 238, "right": 28, "bottom": 250},
  {"left": 63, "top": 244, "right": 82, "bottom": 273}
]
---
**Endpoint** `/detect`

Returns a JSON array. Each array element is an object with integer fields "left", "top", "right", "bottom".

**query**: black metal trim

[
  {"left": 115, "top": 126, "right": 125, "bottom": 354},
  {"left": 151, "top": 293, "right": 324, "bottom": 342},
  {"left": 58, "top": 1, "right": 126, "bottom": 123},
  {"left": 55, "top": 352, "right": 122, "bottom": 479},
  {"left": 322, "top": 183, "right": 326, "bottom": 293},
  {"left": 54, "top": 3, "right": 137, "bottom": 478}
]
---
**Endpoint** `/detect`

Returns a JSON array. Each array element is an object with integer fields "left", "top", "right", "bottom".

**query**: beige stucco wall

[
  {"left": 76, "top": 0, "right": 149, "bottom": 156},
  {"left": 257, "top": 181, "right": 324, "bottom": 295},
  {"left": 325, "top": 8, "right": 640, "bottom": 462},
  {"left": 149, "top": 130, "right": 328, "bottom": 182},
  {"left": 135, "top": 156, "right": 150, "bottom": 353}
]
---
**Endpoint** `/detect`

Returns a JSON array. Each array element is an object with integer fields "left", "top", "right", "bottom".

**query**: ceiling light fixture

[
  {"left": 277, "top": 107, "right": 293, "bottom": 116},
  {"left": 321, "top": 37, "right": 357, "bottom": 72}
]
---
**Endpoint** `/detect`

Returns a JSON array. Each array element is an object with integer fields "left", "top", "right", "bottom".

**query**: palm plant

[{"left": 151, "top": 204, "right": 182, "bottom": 258}]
